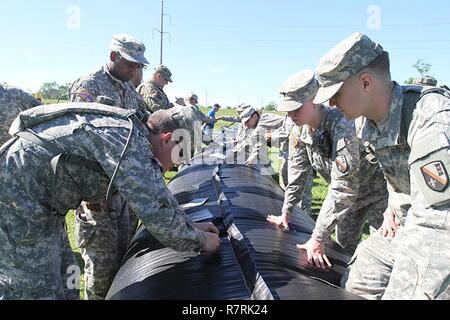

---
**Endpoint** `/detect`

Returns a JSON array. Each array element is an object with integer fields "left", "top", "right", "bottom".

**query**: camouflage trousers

[
  {"left": 300, "top": 171, "right": 314, "bottom": 216},
  {"left": 75, "top": 194, "right": 138, "bottom": 300},
  {"left": 335, "top": 193, "right": 386, "bottom": 255},
  {"left": 342, "top": 210, "right": 450, "bottom": 300},
  {"left": 0, "top": 218, "right": 79, "bottom": 300}
]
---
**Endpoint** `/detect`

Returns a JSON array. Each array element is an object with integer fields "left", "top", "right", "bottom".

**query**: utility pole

[
  {"left": 159, "top": 0, "right": 164, "bottom": 64},
  {"left": 153, "top": 0, "right": 171, "bottom": 64}
]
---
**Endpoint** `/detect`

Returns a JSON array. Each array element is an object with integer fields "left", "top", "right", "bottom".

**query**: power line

[
  {"left": 153, "top": 0, "right": 171, "bottom": 64},
  {"left": 183, "top": 21, "right": 450, "bottom": 29}
]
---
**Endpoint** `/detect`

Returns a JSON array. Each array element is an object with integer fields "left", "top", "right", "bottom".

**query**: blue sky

[{"left": 1, "top": 0, "right": 449, "bottom": 107}]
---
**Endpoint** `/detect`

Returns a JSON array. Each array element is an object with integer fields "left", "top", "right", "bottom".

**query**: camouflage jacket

[
  {"left": 234, "top": 113, "right": 284, "bottom": 165},
  {"left": 0, "top": 104, "right": 206, "bottom": 259},
  {"left": 69, "top": 65, "right": 146, "bottom": 111},
  {"left": 189, "top": 105, "right": 211, "bottom": 125},
  {"left": 283, "top": 105, "right": 386, "bottom": 242},
  {"left": 272, "top": 115, "right": 295, "bottom": 156},
  {"left": 169, "top": 105, "right": 204, "bottom": 158},
  {"left": 359, "top": 82, "right": 450, "bottom": 225},
  {"left": 0, "top": 83, "right": 41, "bottom": 145},
  {"left": 137, "top": 80, "right": 172, "bottom": 113}
]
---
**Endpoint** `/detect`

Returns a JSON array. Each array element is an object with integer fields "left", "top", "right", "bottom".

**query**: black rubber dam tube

[{"left": 106, "top": 159, "right": 362, "bottom": 300}]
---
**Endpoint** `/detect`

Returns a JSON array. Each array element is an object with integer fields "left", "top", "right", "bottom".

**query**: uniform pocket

[{"left": 74, "top": 211, "right": 96, "bottom": 249}]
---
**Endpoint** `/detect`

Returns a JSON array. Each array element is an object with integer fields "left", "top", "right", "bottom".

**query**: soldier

[
  {"left": 0, "top": 85, "right": 81, "bottom": 300},
  {"left": 314, "top": 32, "right": 450, "bottom": 299},
  {"left": 264, "top": 115, "right": 294, "bottom": 188},
  {"left": 137, "top": 64, "right": 173, "bottom": 112},
  {"left": 217, "top": 102, "right": 247, "bottom": 124},
  {"left": 267, "top": 70, "right": 388, "bottom": 269},
  {"left": 0, "top": 83, "right": 41, "bottom": 145},
  {"left": 264, "top": 114, "right": 315, "bottom": 214},
  {"left": 168, "top": 104, "right": 204, "bottom": 161},
  {"left": 233, "top": 106, "right": 284, "bottom": 175},
  {"left": 169, "top": 96, "right": 221, "bottom": 164},
  {"left": 0, "top": 105, "right": 221, "bottom": 300},
  {"left": 185, "top": 92, "right": 212, "bottom": 126},
  {"left": 69, "top": 33, "right": 148, "bottom": 110},
  {"left": 217, "top": 103, "right": 250, "bottom": 146},
  {"left": 174, "top": 96, "right": 186, "bottom": 106},
  {"left": 68, "top": 34, "right": 150, "bottom": 299}
]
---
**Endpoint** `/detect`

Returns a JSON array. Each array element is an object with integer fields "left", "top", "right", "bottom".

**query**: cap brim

[
  {"left": 120, "top": 51, "right": 149, "bottom": 66},
  {"left": 313, "top": 82, "right": 343, "bottom": 104},
  {"left": 166, "top": 76, "right": 173, "bottom": 83},
  {"left": 278, "top": 99, "right": 303, "bottom": 112},
  {"left": 241, "top": 116, "right": 252, "bottom": 125}
]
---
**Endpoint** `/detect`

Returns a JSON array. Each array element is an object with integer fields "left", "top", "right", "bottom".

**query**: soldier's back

[
  {"left": 137, "top": 80, "right": 170, "bottom": 112},
  {"left": 0, "top": 83, "right": 41, "bottom": 145}
]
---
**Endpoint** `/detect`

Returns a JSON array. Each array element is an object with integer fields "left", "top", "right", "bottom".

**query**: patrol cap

[
  {"left": 186, "top": 92, "right": 199, "bottom": 103},
  {"left": 155, "top": 64, "right": 173, "bottom": 82},
  {"left": 236, "top": 103, "right": 251, "bottom": 114},
  {"left": 174, "top": 97, "right": 185, "bottom": 106},
  {"left": 147, "top": 109, "right": 181, "bottom": 134},
  {"left": 240, "top": 106, "right": 258, "bottom": 124},
  {"left": 110, "top": 34, "right": 149, "bottom": 65},
  {"left": 278, "top": 70, "right": 319, "bottom": 112},
  {"left": 314, "top": 32, "right": 384, "bottom": 104}
]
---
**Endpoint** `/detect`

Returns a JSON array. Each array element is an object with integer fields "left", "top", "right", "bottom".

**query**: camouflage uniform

[
  {"left": 137, "top": 80, "right": 171, "bottom": 113},
  {"left": 68, "top": 35, "right": 149, "bottom": 299},
  {"left": 169, "top": 105, "right": 204, "bottom": 159},
  {"left": 0, "top": 104, "right": 206, "bottom": 299},
  {"left": 69, "top": 66, "right": 146, "bottom": 110},
  {"left": 285, "top": 128, "right": 314, "bottom": 215},
  {"left": 191, "top": 105, "right": 211, "bottom": 126},
  {"left": 0, "top": 83, "right": 41, "bottom": 145},
  {"left": 234, "top": 110, "right": 284, "bottom": 175},
  {"left": 283, "top": 106, "right": 387, "bottom": 252},
  {"left": 219, "top": 115, "right": 240, "bottom": 123},
  {"left": 315, "top": 32, "right": 450, "bottom": 299},
  {"left": 0, "top": 84, "right": 76, "bottom": 299},
  {"left": 219, "top": 103, "right": 248, "bottom": 123},
  {"left": 278, "top": 70, "right": 387, "bottom": 253},
  {"left": 271, "top": 115, "right": 295, "bottom": 189}
]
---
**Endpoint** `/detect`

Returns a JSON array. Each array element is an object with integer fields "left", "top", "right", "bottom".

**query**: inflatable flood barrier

[{"left": 106, "top": 159, "right": 362, "bottom": 300}]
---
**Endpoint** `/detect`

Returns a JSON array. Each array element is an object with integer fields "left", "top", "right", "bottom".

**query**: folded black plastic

[{"left": 106, "top": 159, "right": 362, "bottom": 300}]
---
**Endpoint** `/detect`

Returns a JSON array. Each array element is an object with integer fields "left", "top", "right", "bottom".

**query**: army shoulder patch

[
  {"left": 335, "top": 155, "right": 348, "bottom": 173},
  {"left": 77, "top": 89, "right": 95, "bottom": 102},
  {"left": 421, "top": 161, "right": 449, "bottom": 192}
]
